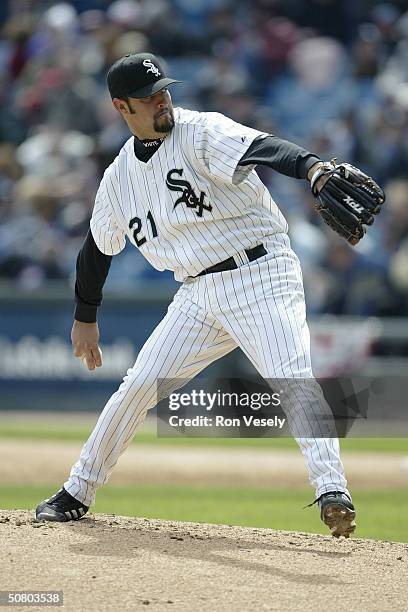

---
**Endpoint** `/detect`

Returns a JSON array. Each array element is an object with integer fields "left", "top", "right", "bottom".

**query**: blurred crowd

[{"left": 0, "top": 0, "right": 407, "bottom": 315}]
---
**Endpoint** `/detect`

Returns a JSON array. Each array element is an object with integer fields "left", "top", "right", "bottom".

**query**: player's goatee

[{"left": 154, "top": 112, "right": 175, "bottom": 133}]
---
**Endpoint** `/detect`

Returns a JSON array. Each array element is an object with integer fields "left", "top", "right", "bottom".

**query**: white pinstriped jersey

[{"left": 90, "top": 107, "right": 289, "bottom": 281}]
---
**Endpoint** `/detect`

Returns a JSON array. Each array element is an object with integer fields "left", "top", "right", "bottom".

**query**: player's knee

[{"left": 116, "top": 363, "right": 164, "bottom": 403}]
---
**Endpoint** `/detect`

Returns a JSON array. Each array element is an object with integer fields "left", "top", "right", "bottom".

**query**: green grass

[
  {"left": 1, "top": 420, "right": 408, "bottom": 453},
  {"left": 2, "top": 484, "right": 407, "bottom": 543}
]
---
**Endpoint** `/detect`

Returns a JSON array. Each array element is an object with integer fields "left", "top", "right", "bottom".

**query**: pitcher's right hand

[{"left": 71, "top": 320, "right": 103, "bottom": 370}]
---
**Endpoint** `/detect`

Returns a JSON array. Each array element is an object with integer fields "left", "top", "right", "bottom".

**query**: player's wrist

[
  {"left": 307, "top": 161, "right": 325, "bottom": 182},
  {"left": 74, "top": 303, "right": 98, "bottom": 324}
]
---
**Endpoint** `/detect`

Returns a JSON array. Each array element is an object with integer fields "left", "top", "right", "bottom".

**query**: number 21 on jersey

[{"left": 129, "top": 211, "right": 158, "bottom": 246}]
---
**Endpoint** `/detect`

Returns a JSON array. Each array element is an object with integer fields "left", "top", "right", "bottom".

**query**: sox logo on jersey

[{"left": 166, "top": 168, "right": 212, "bottom": 217}]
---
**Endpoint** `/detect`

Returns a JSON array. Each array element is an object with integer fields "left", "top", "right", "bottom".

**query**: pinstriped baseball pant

[{"left": 65, "top": 240, "right": 348, "bottom": 506}]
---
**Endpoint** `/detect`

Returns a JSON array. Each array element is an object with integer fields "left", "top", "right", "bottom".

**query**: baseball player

[{"left": 35, "top": 52, "right": 384, "bottom": 536}]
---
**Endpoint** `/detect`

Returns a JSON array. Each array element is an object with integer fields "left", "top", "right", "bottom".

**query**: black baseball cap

[{"left": 107, "top": 52, "right": 181, "bottom": 99}]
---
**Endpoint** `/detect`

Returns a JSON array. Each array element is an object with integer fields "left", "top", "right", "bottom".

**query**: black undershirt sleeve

[
  {"left": 74, "top": 229, "right": 112, "bottom": 323},
  {"left": 238, "top": 134, "right": 321, "bottom": 179}
]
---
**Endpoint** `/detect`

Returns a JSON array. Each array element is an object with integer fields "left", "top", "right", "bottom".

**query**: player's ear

[{"left": 112, "top": 98, "right": 134, "bottom": 115}]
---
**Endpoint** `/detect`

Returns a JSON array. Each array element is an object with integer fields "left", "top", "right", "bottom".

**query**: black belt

[{"left": 197, "top": 244, "right": 267, "bottom": 277}]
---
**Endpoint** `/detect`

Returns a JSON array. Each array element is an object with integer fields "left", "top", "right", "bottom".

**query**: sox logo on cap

[{"left": 143, "top": 58, "right": 161, "bottom": 77}]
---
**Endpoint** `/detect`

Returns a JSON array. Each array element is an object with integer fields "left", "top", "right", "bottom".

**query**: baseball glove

[{"left": 310, "top": 160, "right": 385, "bottom": 245}]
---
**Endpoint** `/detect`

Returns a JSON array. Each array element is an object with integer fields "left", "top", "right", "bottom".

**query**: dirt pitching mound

[{"left": 1, "top": 510, "right": 407, "bottom": 611}]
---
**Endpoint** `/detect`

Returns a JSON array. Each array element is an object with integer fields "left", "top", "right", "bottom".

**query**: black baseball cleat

[
  {"left": 318, "top": 491, "right": 356, "bottom": 538},
  {"left": 35, "top": 488, "right": 89, "bottom": 522}
]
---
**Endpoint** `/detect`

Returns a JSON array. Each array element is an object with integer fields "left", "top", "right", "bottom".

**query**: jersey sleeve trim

[{"left": 190, "top": 112, "right": 267, "bottom": 186}]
